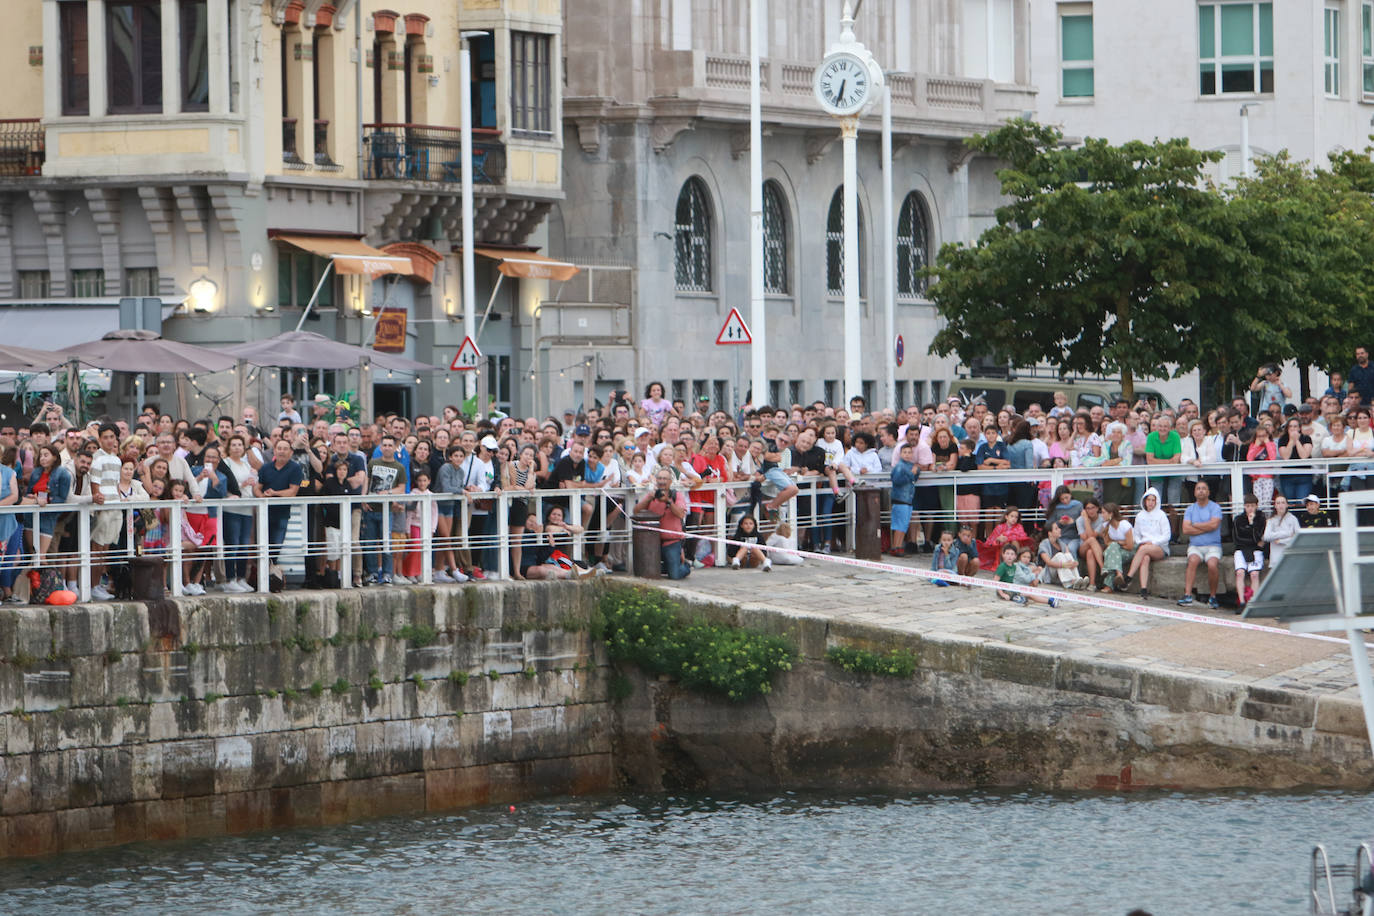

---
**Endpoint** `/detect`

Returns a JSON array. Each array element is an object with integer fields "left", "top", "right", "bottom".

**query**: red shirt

[
  {"left": 649, "top": 491, "right": 689, "bottom": 544},
  {"left": 689, "top": 453, "right": 727, "bottom": 509}
]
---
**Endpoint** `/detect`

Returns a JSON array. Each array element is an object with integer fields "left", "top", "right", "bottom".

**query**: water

[{"left": 2, "top": 789, "right": 1372, "bottom": 915}]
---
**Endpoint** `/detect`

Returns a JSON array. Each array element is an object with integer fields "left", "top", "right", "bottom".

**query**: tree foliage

[{"left": 924, "top": 120, "right": 1374, "bottom": 400}]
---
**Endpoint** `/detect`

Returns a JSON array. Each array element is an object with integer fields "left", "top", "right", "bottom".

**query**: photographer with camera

[
  {"left": 1250, "top": 363, "right": 1291, "bottom": 413},
  {"left": 634, "top": 467, "right": 690, "bottom": 579}
]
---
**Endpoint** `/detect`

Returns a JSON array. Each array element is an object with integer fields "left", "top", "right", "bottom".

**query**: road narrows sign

[
  {"left": 450, "top": 336, "right": 482, "bottom": 371},
  {"left": 716, "top": 307, "right": 752, "bottom": 345}
]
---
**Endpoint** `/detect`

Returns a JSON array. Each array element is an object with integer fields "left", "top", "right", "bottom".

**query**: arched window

[
  {"left": 825, "top": 187, "right": 864, "bottom": 297},
  {"left": 674, "top": 177, "right": 713, "bottom": 292},
  {"left": 896, "top": 192, "right": 931, "bottom": 297},
  {"left": 762, "top": 180, "right": 789, "bottom": 294}
]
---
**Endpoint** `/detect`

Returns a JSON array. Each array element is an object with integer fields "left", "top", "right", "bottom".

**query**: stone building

[
  {"left": 0, "top": 0, "right": 568, "bottom": 418},
  {"left": 542, "top": 0, "right": 1034, "bottom": 415}
]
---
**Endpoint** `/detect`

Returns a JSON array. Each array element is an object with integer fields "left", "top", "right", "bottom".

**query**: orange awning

[
  {"left": 274, "top": 234, "right": 415, "bottom": 277},
  {"left": 471, "top": 248, "right": 581, "bottom": 282}
]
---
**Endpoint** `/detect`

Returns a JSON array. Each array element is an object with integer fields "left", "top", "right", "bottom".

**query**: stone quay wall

[
  {"left": 0, "top": 583, "right": 613, "bottom": 858},
  {"left": 614, "top": 595, "right": 1374, "bottom": 794}
]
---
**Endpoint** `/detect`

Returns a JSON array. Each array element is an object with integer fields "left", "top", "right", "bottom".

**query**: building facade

[
  {"left": 1032, "top": 0, "right": 1374, "bottom": 182},
  {"left": 544, "top": 0, "right": 1035, "bottom": 416},
  {"left": 0, "top": 0, "right": 567, "bottom": 418}
]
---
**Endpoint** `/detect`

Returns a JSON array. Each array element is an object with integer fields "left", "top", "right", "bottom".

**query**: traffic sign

[
  {"left": 450, "top": 336, "right": 482, "bottom": 371},
  {"left": 716, "top": 307, "right": 752, "bottom": 345},
  {"left": 895, "top": 334, "right": 905, "bottom": 367}
]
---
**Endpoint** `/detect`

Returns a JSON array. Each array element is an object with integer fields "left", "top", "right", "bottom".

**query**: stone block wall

[{"left": 0, "top": 582, "right": 614, "bottom": 858}]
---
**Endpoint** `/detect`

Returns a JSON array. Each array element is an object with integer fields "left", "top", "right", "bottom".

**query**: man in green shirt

[{"left": 1144, "top": 414, "right": 1183, "bottom": 533}]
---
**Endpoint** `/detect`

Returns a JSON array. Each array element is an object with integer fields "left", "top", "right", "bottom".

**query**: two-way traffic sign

[
  {"left": 449, "top": 336, "right": 482, "bottom": 371},
  {"left": 715, "top": 307, "right": 752, "bottom": 345}
]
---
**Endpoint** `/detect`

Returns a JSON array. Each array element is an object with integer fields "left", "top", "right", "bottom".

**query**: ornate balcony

[
  {"left": 362, "top": 123, "right": 505, "bottom": 184},
  {"left": 0, "top": 120, "right": 45, "bottom": 178}
]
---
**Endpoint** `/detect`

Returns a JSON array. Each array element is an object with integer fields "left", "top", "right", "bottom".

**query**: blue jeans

[
  {"left": 267, "top": 506, "right": 290, "bottom": 561},
  {"left": 1280, "top": 474, "right": 1312, "bottom": 504},
  {"left": 812, "top": 491, "right": 836, "bottom": 546},
  {"left": 0, "top": 526, "right": 22, "bottom": 590},
  {"left": 222, "top": 512, "right": 253, "bottom": 579},
  {"left": 361, "top": 511, "right": 393, "bottom": 578},
  {"left": 661, "top": 540, "right": 690, "bottom": 580}
]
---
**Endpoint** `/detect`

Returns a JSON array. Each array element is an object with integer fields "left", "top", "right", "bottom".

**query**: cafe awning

[
  {"left": 470, "top": 248, "right": 581, "bottom": 282},
  {"left": 274, "top": 233, "right": 415, "bottom": 277}
]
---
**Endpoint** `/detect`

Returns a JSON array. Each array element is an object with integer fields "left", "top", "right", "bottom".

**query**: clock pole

[
  {"left": 813, "top": 1, "right": 881, "bottom": 407},
  {"left": 842, "top": 115, "right": 861, "bottom": 404}
]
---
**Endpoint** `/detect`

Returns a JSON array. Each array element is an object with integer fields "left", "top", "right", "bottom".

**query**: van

[{"left": 945, "top": 376, "right": 1173, "bottom": 415}]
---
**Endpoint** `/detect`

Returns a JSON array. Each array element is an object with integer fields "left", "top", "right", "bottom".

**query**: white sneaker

[
  {"left": 183, "top": 583, "right": 205, "bottom": 596},
  {"left": 451, "top": 569, "right": 470, "bottom": 583},
  {"left": 232, "top": 579, "right": 252, "bottom": 593},
  {"left": 91, "top": 584, "right": 113, "bottom": 601},
  {"left": 391, "top": 574, "right": 411, "bottom": 585},
  {"left": 761, "top": 559, "right": 773, "bottom": 572},
  {"left": 65, "top": 581, "right": 77, "bottom": 593},
  {"left": 730, "top": 558, "right": 741, "bottom": 569},
  {"left": 434, "top": 569, "right": 455, "bottom": 583}
]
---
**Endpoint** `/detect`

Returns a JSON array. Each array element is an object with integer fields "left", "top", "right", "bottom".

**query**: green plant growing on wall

[
  {"left": 308, "top": 681, "right": 324, "bottom": 698},
  {"left": 522, "top": 666, "right": 536, "bottom": 680},
  {"left": 825, "top": 645, "right": 918, "bottom": 678},
  {"left": 598, "top": 587, "right": 795, "bottom": 702},
  {"left": 488, "top": 669, "right": 500, "bottom": 681},
  {"left": 411, "top": 672, "right": 428, "bottom": 692},
  {"left": 330, "top": 678, "right": 350, "bottom": 696},
  {"left": 395, "top": 624, "right": 437, "bottom": 648},
  {"left": 448, "top": 670, "right": 469, "bottom": 687}
]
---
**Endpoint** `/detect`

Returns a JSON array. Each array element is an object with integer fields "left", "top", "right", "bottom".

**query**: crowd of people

[{"left": 0, "top": 348, "right": 1367, "bottom": 604}]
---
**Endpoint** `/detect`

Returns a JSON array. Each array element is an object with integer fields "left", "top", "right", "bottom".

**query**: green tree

[{"left": 925, "top": 121, "right": 1248, "bottom": 401}]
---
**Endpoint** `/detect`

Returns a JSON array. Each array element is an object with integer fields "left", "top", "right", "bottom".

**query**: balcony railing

[
  {"left": 0, "top": 119, "right": 44, "bottom": 177},
  {"left": 313, "top": 119, "right": 339, "bottom": 169},
  {"left": 282, "top": 117, "right": 306, "bottom": 168},
  {"left": 363, "top": 123, "right": 504, "bottom": 184}
]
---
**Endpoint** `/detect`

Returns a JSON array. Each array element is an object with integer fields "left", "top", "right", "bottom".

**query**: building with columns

[
  {"left": 538, "top": 0, "right": 1034, "bottom": 415},
  {"left": 0, "top": 0, "right": 568, "bottom": 418}
]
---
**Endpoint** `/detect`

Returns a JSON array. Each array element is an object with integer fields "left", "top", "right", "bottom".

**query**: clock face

[{"left": 814, "top": 53, "right": 871, "bottom": 115}]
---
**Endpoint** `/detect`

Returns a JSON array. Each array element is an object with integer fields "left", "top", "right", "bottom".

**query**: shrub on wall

[
  {"left": 825, "top": 645, "right": 918, "bottom": 678},
  {"left": 598, "top": 587, "right": 794, "bottom": 702}
]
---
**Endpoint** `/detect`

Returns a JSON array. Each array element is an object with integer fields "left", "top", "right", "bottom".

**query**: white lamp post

[
  {"left": 460, "top": 31, "right": 489, "bottom": 402},
  {"left": 814, "top": 2, "right": 882, "bottom": 404},
  {"left": 748, "top": 0, "right": 766, "bottom": 412}
]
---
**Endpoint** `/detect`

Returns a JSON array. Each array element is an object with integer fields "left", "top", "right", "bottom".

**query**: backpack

[{"left": 28, "top": 567, "right": 65, "bottom": 605}]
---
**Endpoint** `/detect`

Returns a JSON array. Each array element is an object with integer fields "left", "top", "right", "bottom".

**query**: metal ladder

[{"left": 1311, "top": 844, "right": 1374, "bottom": 916}]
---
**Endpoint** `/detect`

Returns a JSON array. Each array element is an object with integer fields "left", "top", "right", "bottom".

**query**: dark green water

[{"left": 1, "top": 789, "right": 1371, "bottom": 914}]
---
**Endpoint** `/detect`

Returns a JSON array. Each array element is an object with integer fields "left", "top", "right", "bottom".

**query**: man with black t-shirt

[
  {"left": 550, "top": 439, "right": 591, "bottom": 523},
  {"left": 362, "top": 435, "right": 407, "bottom": 585},
  {"left": 327, "top": 431, "right": 368, "bottom": 586},
  {"left": 789, "top": 428, "right": 828, "bottom": 551}
]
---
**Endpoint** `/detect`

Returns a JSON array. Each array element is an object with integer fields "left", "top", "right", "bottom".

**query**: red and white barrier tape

[{"left": 620, "top": 508, "right": 1368, "bottom": 650}]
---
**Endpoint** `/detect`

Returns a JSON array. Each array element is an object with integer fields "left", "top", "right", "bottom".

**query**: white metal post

[
  {"left": 420, "top": 495, "right": 433, "bottom": 584},
  {"left": 169, "top": 501, "right": 183, "bottom": 597},
  {"left": 496, "top": 491, "right": 510, "bottom": 580},
  {"left": 748, "top": 0, "right": 767, "bottom": 411},
  {"left": 842, "top": 117, "right": 861, "bottom": 402},
  {"left": 341, "top": 496, "right": 353, "bottom": 588},
  {"left": 77, "top": 510, "right": 91, "bottom": 602},
  {"left": 255, "top": 504, "right": 269, "bottom": 593},
  {"left": 881, "top": 82, "right": 895, "bottom": 411},
  {"left": 459, "top": 34, "right": 480, "bottom": 400}
]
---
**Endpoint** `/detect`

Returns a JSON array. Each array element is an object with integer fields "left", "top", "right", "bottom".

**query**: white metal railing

[{"left": 1, "top": 455, "right": 1368, "bottom": 603}]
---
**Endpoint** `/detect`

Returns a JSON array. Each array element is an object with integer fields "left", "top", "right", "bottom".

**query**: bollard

[
  {"left": 130, "top": 556, "right": 165, "bottom": 600},
  {"left": 632, "top": 515, "right": 662, "bottom": 579},
  {"left": 853, "top": 488, "right": 882, "bottom": 562}
]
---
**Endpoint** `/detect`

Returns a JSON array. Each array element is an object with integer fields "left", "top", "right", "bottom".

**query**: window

[
  {"left": 824, "top": 380, "right": 838, "bottom": 407},
  {"left": 1364, "top": 2, "right": 1374, "bottom": 95},
  {"left": 825, "top": 188, "right": 865, "bottom": 298},
  {"left": 1198, "top": 2, "right": 1273, "bottom": 95},
  {"left": 180, "top": 0, "right": 209, "bottom": 111},
  {"left": 671, "top": 379, "right": 687, "bottom": 402},
  {"left": 124, "top": 268, "right": 159, "bottom": 296},
  {"left": 511, "top": 32, "right": 552, "bottom": 135},
  {"left": 60, "top": 2, "right": 89, "bottom": 116},
  {"left": 1327, "top": 6, "right": 1342, "bottom": 97},
  {"left": 18, "top": 271, "right": 50, "bottom": 299},
  {"left": 70, "top": 269, "right": 105, "bottom": 297},
  {"left": 963, "top": 0, "right": 1015, "bottom": 81},
  {"left": 769, "top": 380, "right": 784, "bottom": 407},
  {"left": 788, "top": 380, "right": 804, "bottom": 407},
  {"left": 674, "top": 177, "right": 713, "bottom": 292},
  {"left": 107, "top": 1, "right": 164, "bottom": 113},
  {"left": 713, "top": 380, "right": 728, "bottom": 412},
  {"left": 276, "top": 250, "right": 335, "bottom": 309},
  {"left": 896, "top": 192, "right": 931, "bottom": 298},
  {"left": 762, "top": 181, "right": 789, "bottom": 294},
  {"left": 1060, "top": 9, "right": 1094, "bottom": 98}
]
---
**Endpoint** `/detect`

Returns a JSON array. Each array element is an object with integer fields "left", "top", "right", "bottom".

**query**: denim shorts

[
  {"left": 437, "top": 499, "right": 455, "bottom": 518},
  {"left": 763, "top": 469, "right": 793, "bottom": 491}
]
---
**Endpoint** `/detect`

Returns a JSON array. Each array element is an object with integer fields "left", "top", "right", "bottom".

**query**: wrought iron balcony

[
  {"left": 362, "top": 123, "right": 504, "bottom": 184},
  {"left": 0, "top": 119, "right": 44, "bottom": 177},
  {"left": 313, "top": 119, "right": 339, "bottom": 169},
  {"left": 282, "top": 118, "right": 306, "bottom": 168}
]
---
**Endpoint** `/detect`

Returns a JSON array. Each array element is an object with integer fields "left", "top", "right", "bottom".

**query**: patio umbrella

[
  {"left": 61, "top": 329, "right": 238, "bottom": 374},
  {"left": 215, "top": 330, "right": 435, "bottom": 372},
  {"left": 0, "top": 344, "right": 68, "bottom": 372}
]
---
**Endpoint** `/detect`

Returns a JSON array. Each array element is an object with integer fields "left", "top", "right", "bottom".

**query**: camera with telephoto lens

[{"left": 655, "top": 488, "right": 668, "bottom": 502}]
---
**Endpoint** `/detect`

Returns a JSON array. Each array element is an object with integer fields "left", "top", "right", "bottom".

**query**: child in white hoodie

[{"left": 1127, "top": 486, "right": 1172, "bottom": 599}]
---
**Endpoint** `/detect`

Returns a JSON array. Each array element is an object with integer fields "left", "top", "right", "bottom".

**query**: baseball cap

[
  {"left": 1298, "top": 403, "right": 1314, "bottom": 414},
  {"left": 480, "top": 435, "right": 499, "bottom": 450},
  {"left": 1304, "top": 493, "right": 1321, "bottom": 503},
  {"left": 574, "top": 424, "right": 591, "bottom": 436},
  {"left": 634, "top": 427, "right": 651, "bottom": 438}
]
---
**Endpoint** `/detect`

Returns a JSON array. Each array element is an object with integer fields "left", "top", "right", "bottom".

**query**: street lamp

[
  {"left": 187, "top": 275, "right": 218, "bottom": 313},
  {"left": 459, "top": 30, "right": 490, "bottom": 406}
]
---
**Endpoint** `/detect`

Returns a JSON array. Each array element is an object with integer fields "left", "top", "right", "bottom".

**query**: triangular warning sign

[
  {"left": 715, "top": 307, "right": 752, "bottom": 345},
  {"left": 450, "top": 336, "right": 482, "bottom": 371}
]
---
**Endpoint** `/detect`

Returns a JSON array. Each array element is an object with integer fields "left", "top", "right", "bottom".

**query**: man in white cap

[
  {"left": 1299, "top": 493, "right": 1334, "bottom": 529},
  {"left": 632, "top": 426, "right": 658, "bottom": 473},
  {"left": 457, "top": 434, "right": 501, "bottom": 577}
]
